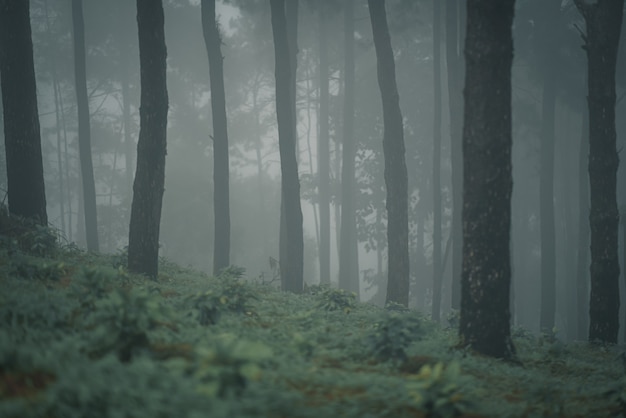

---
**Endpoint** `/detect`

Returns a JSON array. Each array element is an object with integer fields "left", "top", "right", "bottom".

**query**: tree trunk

[
  {"left": 460, "top": 0, "right": 516, "bottom": 360},
  {"left": 339, "top": 0, "right": 359, "bottom": 297},
  {"left": 574, "top": 0, "right": 623, "bottom": 344},
  {"left": 120, "top": 40, "right": 134, "bottom": 207},
  {"left": 270, "top": 0, "right": 304, "bottom": 293},
  {"left": 538, "top": 0, "right": 560, "bottom": 334},
  {"left": 201, "top": 0, "right": 231, "bottom": 275},
  {"left": 445, "top": 0, "right": 464, "bottom": 311},
  {"left": 71, "top": 0, "right": 99, "bottom": 252},
  {"left": 318, "top": 2, "right": 331, "bottom": 286},
  {"left": 432, "top": 0, "right": 443, "bottom": 321},
  {"left": 368, "top": 0, "right": 410, "bottom": 307},
  {"left": 128, "top": 0, "right": 168, "bottom": 279},
  {"left": 576, "top": 102, "right": 590, "bottom": 340},
  {"left": 0, "top": 0, "right": 48, "bottom": 225},
  {"left": 279, "top": 0, "right": 299, "bottom": 288}
]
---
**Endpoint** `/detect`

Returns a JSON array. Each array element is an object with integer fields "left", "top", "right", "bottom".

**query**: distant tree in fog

[
  {"left": 71, "top": 0, "right": 99, "bottom": 252},
  {"left": 368, "top": 0, "right": 410, "bottom": 307},
  {"left": 270, "top": 0, "right": 304, "bottom": 293},
  {"left": 317, "top": 0, "right": 331, "bottom": 287},
  {"left": 201, "top": 0, "right": 231, "bottom": 275},
  {"left": 574, "top": 0, "right": 623, "bottom": 344},
  {"left": 0, "top": 0, "right": 48, "bottom": 224},
  {"left": 128, "top": 0, "right": 168, "bottom": 279},
  {"left": 537, "top": 0, "right": 560, "bottom": 335},
  {"left": 460, "top": 0, "right": 516, "bottom": 359},
  {"left": 432, "top": 0, "right": 443, "bottom": 321},
  {"left": 338, "top": 0, "right": 360, "bottom": 297}
]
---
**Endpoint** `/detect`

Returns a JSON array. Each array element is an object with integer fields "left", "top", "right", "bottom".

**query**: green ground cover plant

[{"left": 0, "top": 216, "right": 624, "bottom": 417}]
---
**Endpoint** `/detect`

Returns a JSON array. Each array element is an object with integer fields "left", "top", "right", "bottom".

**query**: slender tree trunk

[
  {"left": 318, "top": 2, "right": 331, "bottom": 286},
  {"left": 446, "top": 0, "right": 464, "bottom": 311},
  {"left": 120, "top": 41, "right": 134, "bottom": 205},
  {"left": 304, "top": 66, "right": 321, "bottom": 261},
  {"left": 0, "top": 0, "right": 48, "bottom": 225},
  {"left": 270, "top": 0, "right": 304, "bottom": 293},
  {"left": 538, "top": 0, "right": 560, "bottom": 334},
  {"left": 279, "top": 0, "right": 299, "bottom": 286},
  {"left": 432, "top": 0, "right": 443, "bottom": 321},
  {"left": 576, "top": 102, "right": 590, "bottom": 340},
  {"left": 201, "top": 0, "right": 231, "bottom": 275},
  {"left": 574, "top": 0, "right": 623, "bottom": 344},
  {"left": 539, "top": 75, "right": 557, "bottom": 333},
  {"left": 339, "top": 0, "right": 359, "bottom": 297},
  {"left": 251, "top": 77, "right": 271, "bottom": 264},
  {"left": 460, "top": 0, "right": 516, "bottom": 360},
  {"left": 42, "top": 0, "right": 66, "bottom": 235},
  {"left": 128, "top": 0, "right": 168, "bottom": 279},
  {"left": 368, "top": 0, "right": 410, "bottom": 307},
  {"left": 71, "top": 0, "right": 99, "bottom": 252}
]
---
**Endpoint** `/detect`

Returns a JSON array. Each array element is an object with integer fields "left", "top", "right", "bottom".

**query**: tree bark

[
  {"left": 318, "top": 1, "right": 330, "bottom": 286},
  {"left": 339, "top": 0, "right": 360, "bottom": 297},
  {"left": 574, "top": 0, "right": 623, "bottom": 344},
  {"left": 432, "top": 0, "right": 443, "bottom": 321},
  {"left": 368, "top": 0, "right": 410, "bottom": 307},
  {"left": 201, "top": 0, "right": 231, "bottom": 275},
  {"left": 446, "top": 0, "right": 464, "bottom": 311},
  {"left": 128, "top": 0, "right": 168, "bottom": 279},
  {"left": 576, "top": 102, "right": 590, "bottom": 340},
  {"left": 72, "top": 0, "right": 99, "bottom": 252},
  {"left": 270, "top": 0, "right": 304, "bottom": 293},
  {"left": 0, "top": 0, "right": 48, "bottom": 225},
  {"left": 460, "top": 0, "right": 516, "bottom": 359},
  {"left": 279, "top": 0, "right": 299, "bottom": 289}
]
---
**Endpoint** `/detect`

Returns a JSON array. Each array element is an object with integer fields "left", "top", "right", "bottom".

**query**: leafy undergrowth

[{"left": 0, "top": 217, "right": 623, "bottom": 416}]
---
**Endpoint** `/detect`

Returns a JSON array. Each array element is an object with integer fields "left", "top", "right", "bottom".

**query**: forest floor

[{"left": 0, "top": 216, "right": 623, "bottom": 417}]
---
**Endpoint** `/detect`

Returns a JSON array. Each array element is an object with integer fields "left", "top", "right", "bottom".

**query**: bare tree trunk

[
  {"left": 538, "top": 0, "right": 560, "bottom": 334},
  {"left": 271, "top": 0, "right": 304, "bottom": 293},
  {"left": 0, "top": 0, "right": 48, "bottom": 225},
  {"left": 72, "top": 0, "right": 99, "bottom": 251},
  {"left": 445, "top": 0, "right": 464, "bottom": 311},
  {"left": 574, "top": 0, "right": 623, "bottom": 344},
  {"left": 368, "top": 0, "right": 409, "bottom": 307},
  {"left": 460, "top": 0, "right": 516, "bottom": 360},
  {"left": 576, "top": 102, "right": 590, "bottom": 340},
  {"left": 339, "top": 0, "right": 359, "bottom": 297},
  {"left": 318, "top": 2, "right": 331, "bottom": 286},
  {"left": 128, "top": 0, "right": 168, "bottom": 278},
  {"left": 432, "top": 0, "right": 443, "bottom": 321},
  {"left": 201, "top": 0, "right": 231, "bottom": 275}
]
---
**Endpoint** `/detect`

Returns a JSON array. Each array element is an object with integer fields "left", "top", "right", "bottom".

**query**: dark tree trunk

[
  {"left": 432, "top": 0, "right": 443, "bottom": 321},
  {"left": 201, "top": 0, "right": 231, "bottom": 275},
  {"left": 368, "top": 0, "right": 409, "bottom": 307},
  {"left": 128, "top": 0, "right": 168, "bottom": 279},
  {"left": 72, "top": 0, "right": 99, "bottom": 252},
  {"left": 0, "top": 0, "right": 47, "bottom": 225},
  {"left": 538, "top": 0, "right": 559, "bottom": 334},
  {"left": 574, "top": 0, "right": 623, "bottom": 344},
  {"left": 339, "top": 0, "right": 359, "bottom": 297},
  {"left": 460, "top": 0, "right": 516, "bottom": 360},
  {"left": 577, "top": 103, "right": 590, "bottom": 340},
  {"left": 318, "top": 2, "right": 330, "bottom": 286},
  {"left": 270, "top": 0, "right": 304, "bottom": 293},
  {"left": 446, "top": 0, "right": 464, "bottom": 311},
  {"left": 279, "top": 0, "right": 299, "bottom": 288}
]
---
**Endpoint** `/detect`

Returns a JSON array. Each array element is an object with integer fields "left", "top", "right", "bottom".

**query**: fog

[{"left": 5, "top": 0, "right": 625, "bottom": 341}]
